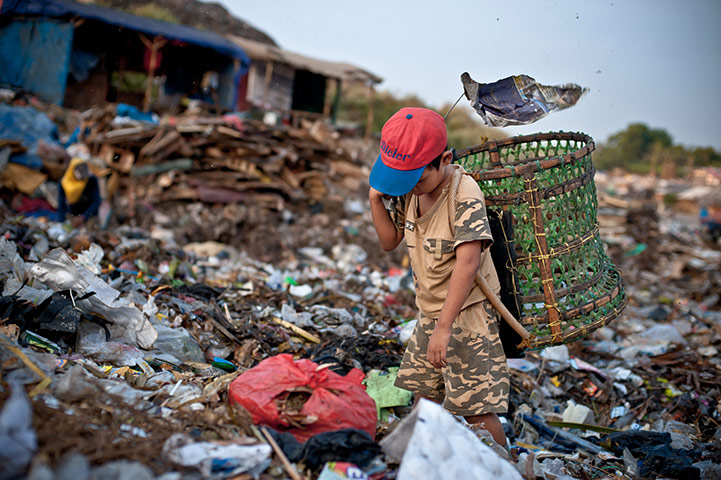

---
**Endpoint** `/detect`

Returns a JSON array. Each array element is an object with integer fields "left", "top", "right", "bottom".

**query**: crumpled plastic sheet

[
  {"left": 73, "top": 242, "right": 105, "bottom": 275},
  {"left": 0, "top": 237, "right": 29, "bottom": 284},
  {"left": 162, "top": 433, "right": 271, "bottom": 478},
  {"left": 0, "top": 237, "right": 54, "bottom": 304},
  {"left": 76, "top": 321, "right": 146, "bottom": 366},
  {"left": 301, "top": 429, "right": 380, "bottom": 472},
  {"left": 363, "top": 368, "right": 413, "bottom": 419},
  {"left": 54, "top": 364, "right": 148, "bottom": 404},
  {"left": 29, "top": 248, "right": 158, "bottom": 349},
  {"left": 380, "top": 399, "right": 522, "bottom": 480}
]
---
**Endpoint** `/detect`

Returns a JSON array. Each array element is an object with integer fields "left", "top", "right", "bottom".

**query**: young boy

[
  {"left": 368, "top": 107, "right": 509, "bottom": 446},
  {"left": 58, "top": 158, "right": 101, "bottom": 227}
]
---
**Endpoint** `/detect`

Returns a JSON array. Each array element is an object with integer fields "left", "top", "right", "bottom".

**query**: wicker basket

[{"left": 456, "top": 132, "right": 626, "bottom": 350}]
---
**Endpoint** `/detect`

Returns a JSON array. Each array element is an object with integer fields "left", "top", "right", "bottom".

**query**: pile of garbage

[
  {"left": 0, "top": 96, "right": 375, "bottom": 263},
  {"left": 2, "top": 181, "right": 720, "bottom": 479},
  {"left": 2, "top": 95, "right": 721, "bottom": 479}
]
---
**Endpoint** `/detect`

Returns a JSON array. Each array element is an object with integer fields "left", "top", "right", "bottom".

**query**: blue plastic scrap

[
  {"left": 521, "top": 414, "right": 606, "bottom": 455},
  {"left": 0, "top": 104, "right": 63, "bottom": 169}
]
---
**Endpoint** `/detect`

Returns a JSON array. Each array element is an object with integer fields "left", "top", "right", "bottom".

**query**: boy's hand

[
  {"left": 369, "top": 186, "right": 389, "bottom": 202},
  {"left": 427, "top": 327, "right": 451, "bottom": 369}
]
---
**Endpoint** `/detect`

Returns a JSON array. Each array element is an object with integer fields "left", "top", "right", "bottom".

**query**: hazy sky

[{"left": 219, "top": 0, "right": 721, "bottom": 150}]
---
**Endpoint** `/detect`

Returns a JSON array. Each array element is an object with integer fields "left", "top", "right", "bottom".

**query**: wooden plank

[{"left": 216, "top": 125, "right": 244, "bottom": 138}]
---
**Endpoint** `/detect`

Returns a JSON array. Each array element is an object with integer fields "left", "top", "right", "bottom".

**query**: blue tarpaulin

[
  {"left": 0, "top": 17, "right": 73, "bottom": 104},
  {"left": 1, "top": 0, "right": 250, "bottom": 73}
]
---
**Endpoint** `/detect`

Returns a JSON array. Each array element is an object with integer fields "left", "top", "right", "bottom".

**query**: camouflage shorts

[{"left": 394, "top": 299, "right": 509, "bottom": 416}]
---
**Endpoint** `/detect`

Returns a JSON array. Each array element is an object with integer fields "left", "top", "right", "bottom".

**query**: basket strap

[{"left": 447, "top": 167, "right": 530, "bottom": 343}]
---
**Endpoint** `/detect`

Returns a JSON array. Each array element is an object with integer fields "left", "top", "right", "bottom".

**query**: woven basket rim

[{"left": 456, "top": 131, "right": 596, "bottom": 180}]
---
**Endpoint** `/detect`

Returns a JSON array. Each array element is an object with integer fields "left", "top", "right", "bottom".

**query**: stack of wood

[{"left": 75, "top": 104, "right": 371, "bottom": 212}]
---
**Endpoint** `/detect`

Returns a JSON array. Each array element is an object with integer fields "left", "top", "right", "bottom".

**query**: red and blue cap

[{"left": 369, "top": 107, "right": 447, "bottom": 196}]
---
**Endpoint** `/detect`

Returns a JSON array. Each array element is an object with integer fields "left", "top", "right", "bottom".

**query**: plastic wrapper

[{"left": 163, "top": 433, "right": 271, "bottom": 478}]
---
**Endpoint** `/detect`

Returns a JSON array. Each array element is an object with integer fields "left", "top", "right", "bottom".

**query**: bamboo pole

[
  {"left": 475, "top": 273, "right": 531, "bottom": 342},
  {"left": 524, "top": 172, "right": 562, "bottom": 341},
  {"left": 322, "top": 78, "right": 333, "bottom": 119},
  {"left": 260, "top": 427, "right": 303, "bottom": 480},
  {"left": 262, "top": 60, "right": 274, "bottom": 107},
  {"left": 139, "top": 34, "right": 166, "bottom": 112}
]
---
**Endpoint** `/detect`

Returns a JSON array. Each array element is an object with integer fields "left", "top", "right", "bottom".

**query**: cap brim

[{"left": 369, "top": 154, "right": 424, "bottom": 196}]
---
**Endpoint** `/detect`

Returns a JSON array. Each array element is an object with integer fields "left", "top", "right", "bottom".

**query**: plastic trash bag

[
  {"left": 461, "top": 72, "right": 587, "bottom": 127},
  {"left": 151, "top": 323, "right": 205, "bottom": 363},
  {"left": 228, "top": 354, "right": 377, "bottom": 442}
]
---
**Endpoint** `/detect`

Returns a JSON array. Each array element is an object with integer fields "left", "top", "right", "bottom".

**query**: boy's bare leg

[{"left": 464, "top": 412, "right": 507, "bottom": 447}]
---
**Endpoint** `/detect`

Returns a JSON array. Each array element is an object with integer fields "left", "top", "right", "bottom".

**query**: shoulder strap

[{"left": 447, "top": 167, "right": 463, "bottom": 226}]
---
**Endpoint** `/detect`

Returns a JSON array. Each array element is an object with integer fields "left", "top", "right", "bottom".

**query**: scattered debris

[{"left": 1, "top": 93, "right": 720, "bottom": 479}]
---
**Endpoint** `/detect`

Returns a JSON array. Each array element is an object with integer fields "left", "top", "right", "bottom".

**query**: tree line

[
  {"left": 338, "top": 86, "right": 720, "bottom": 177},
  {"left": 595, "top": 123, "right": 721, "bottom": 175}
]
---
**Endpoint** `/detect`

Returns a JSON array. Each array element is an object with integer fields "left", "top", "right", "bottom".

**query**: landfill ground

[{"left": 1, "top": 101, "right": 721, "bottom": 480}]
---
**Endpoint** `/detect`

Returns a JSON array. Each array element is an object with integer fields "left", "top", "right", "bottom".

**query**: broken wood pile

[{"left": 75, "top": 105, "right": 371, "bottom": 213}]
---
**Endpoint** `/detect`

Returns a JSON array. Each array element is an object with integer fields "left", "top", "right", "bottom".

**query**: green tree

[
  {"left": 689, "top": 147, "right": 721, "bottom": 168},
  {"left": 596, "top": 123, "right": 721, "bottom": 175},
  {"left": 596, "top": 123, "right": 673, "bottom": 172},
  {"left": 337, "top": 84, "right": 504, "bottom": 148},
  {"left": 337, "top": 84, "right": 425, "bottom": 134},
  {"left": 129, "top": 4, "right": 180, "bottom": 23}
]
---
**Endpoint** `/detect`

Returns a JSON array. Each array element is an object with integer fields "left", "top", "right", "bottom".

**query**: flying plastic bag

[
  {"left": 461, "top": 72, "right": 587, "bottom": 127},
  {"left": 228, "top": 354, "right": 377, "bottom": 442}
]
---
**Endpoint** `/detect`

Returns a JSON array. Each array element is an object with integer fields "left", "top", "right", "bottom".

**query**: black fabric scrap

[
  {"left": 640, "top": 444, "right": 700, "bottom": 479},
  {"left": 301, "top": 428, "right": 380, "bottom": 472}
]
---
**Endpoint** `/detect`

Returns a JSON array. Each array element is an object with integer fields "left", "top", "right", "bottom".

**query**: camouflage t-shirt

[{"left": 387, "top": 165, "right": 501, "bottom": 317}]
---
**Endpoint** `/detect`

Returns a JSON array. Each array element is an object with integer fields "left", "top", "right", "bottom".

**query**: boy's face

[{"left": 409, "top": 153, "right": 451, "bottom": 196}]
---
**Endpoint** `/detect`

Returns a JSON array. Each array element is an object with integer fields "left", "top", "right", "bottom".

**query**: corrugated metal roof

[
  {"left": 1, "top": 0, "right": 250, "bottom": 70},
  {"left": 229, "top": 35, "right": 382, "bottom": 84}
]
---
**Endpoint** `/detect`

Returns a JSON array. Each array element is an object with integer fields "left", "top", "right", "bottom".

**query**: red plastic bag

[{"left": 228, "top": 354, "right": 377, "bottom": 442}]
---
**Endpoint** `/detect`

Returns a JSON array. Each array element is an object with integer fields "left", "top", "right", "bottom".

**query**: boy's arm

[
  {"left": 427, "top": 240, "right": 481, "bottom": 368},
  {"left": 369, "top": 187, "right": 404, "bottom": 251}
]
